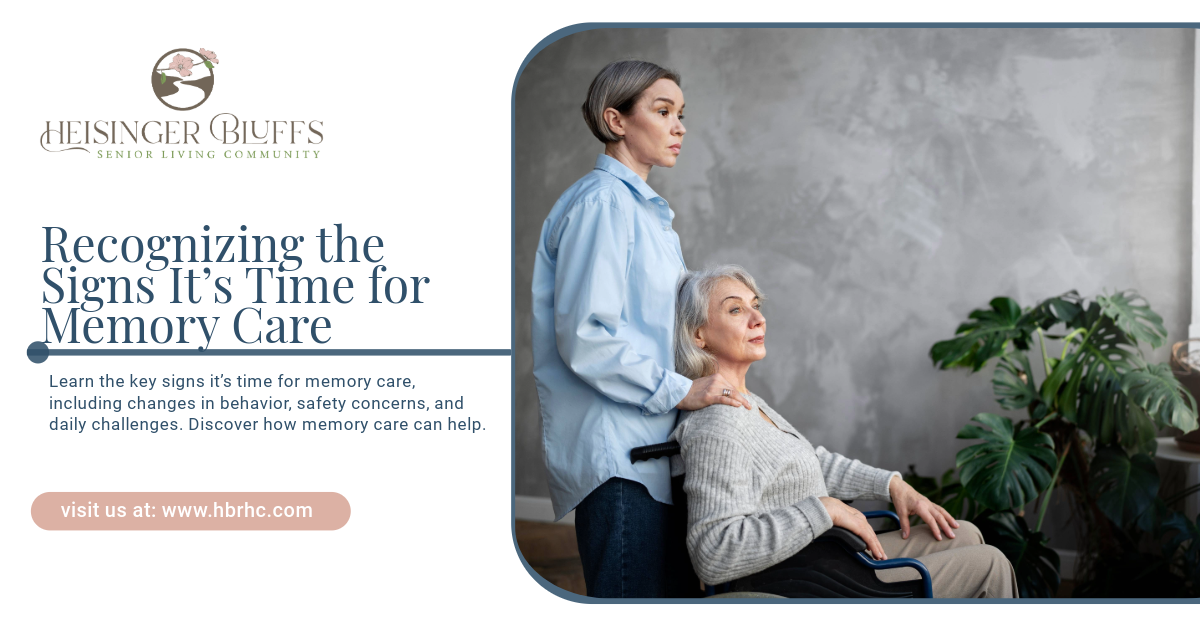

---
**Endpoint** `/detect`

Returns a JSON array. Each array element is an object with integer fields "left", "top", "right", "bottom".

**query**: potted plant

[{"left": 923, "top": 290, "right": 1200, "bottom": 597}]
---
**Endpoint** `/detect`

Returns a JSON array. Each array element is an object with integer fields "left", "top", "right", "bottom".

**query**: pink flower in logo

[
  {"left": 199, "top": 48, "right": 219, "bottom": 64},
  {"left": 171, "top": 54, "right": 194, "bottom": 77}
]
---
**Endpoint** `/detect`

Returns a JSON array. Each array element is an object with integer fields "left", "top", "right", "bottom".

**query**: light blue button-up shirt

[{"left": 532, "top": 154, "right": 693, "bottom": 520}]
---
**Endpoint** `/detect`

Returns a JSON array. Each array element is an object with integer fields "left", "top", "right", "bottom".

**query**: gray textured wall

[{"left": 514, "top": 29, "right": 1193, "bottom": 544}]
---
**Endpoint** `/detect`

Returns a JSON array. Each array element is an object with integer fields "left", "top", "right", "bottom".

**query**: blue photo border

[{"left": 508, "top": 22, "right": 1200, "bottom": 604}]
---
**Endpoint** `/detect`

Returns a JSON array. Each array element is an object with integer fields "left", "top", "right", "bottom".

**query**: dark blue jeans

[{"left": 574, "top": 477, "right": 698, "bottom": 598}]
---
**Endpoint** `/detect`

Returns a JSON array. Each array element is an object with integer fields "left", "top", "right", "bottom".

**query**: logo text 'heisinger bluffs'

[{"left": 40, "top": 47, "right": 324, "bottom": 160}]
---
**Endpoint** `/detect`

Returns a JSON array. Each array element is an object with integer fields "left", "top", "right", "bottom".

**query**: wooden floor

[
  {"left": 515, "top": 520, "right": 586, "bottom": 595},
  {"left": 515, "top": 520, "right": 1076, "bottom": 598}
]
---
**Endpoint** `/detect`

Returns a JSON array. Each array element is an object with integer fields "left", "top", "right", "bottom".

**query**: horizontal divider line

[{"left": 45, "top": 349, "right": 511, "bottom": 356}]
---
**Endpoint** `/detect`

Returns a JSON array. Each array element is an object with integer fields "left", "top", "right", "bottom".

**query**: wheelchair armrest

[
  {"left": 818, "top": 526, "right": 867, "bottom": 553},
  {"left": 826, "top": 511, "right": 933, "bottom": 598},
  {"left": 747, "top": 522, "right": 933, "bottom": 598},
  {"left": 853, "top": 554, "right": 934, "bottom": 599},
  {"left": 817, "top": 511, "right": 899, "bottom": 552},
  {"left": 862, "top": 510, "right": 901, "bottom": 530}
]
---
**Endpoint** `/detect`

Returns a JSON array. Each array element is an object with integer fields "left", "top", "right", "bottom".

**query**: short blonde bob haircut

[{"left": 674, "top": 265, "right": 765, "bottom": 380}]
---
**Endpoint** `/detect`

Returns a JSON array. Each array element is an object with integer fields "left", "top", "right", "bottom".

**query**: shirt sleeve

[
  {"left": 551, "top": 197, "right": 692, "bottom": 416},
  {"left": 815, "top": 446, "right": 899, "bottom": 502},
  {"left": 681, "top": 427, "right": 834, "bottom": 585}
]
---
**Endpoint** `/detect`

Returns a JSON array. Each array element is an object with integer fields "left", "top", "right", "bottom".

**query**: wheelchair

[{"left": 631, "top": 441, "right": 933, "bottom": 598}]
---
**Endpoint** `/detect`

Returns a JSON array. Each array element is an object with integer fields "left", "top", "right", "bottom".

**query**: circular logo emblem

[{"left": 151, "top": 48, "right": 218, "bottom": 111}]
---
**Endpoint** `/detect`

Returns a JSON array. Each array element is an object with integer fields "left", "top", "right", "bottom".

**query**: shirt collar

[{"left": 594, "top": 154, "right": 664, "bottom": 203}]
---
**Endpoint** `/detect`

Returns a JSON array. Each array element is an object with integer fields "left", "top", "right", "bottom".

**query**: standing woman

[{"left": 532, "top": 60, "right": 748, "bottom": 598}]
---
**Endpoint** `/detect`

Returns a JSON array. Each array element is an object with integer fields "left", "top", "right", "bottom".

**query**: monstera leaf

[
  {"left": 993, "top": 352, "right": 1041, "bottom": 412},
  {"left": 1042, "top": 313, "right": 1142, "bottom": 430},
  {"left": 1089, "top": 446, "right": 1160, "bottom": 528},
  {"left": 974, "top": 510, "right": 1060, "bottom": 598},
  {"left": 1135, "top": 497, "right": 1171, "bottom": 534},
  {"left": 1161, "top": 510, "right": 1200, "bottom": 584},
  {"left": 1072, "top": 364, "right": 1128, "bottom": 446},
  {"left": 1097, "top": 290, "right": 1168, "bottom": 349},
  {"left": 931, "top": 297, "right": 1039, "bottom": 372},
  {"left": 1025, "top": 290, "right": 1084, "bottom": 330},
  {"left": 1122, "top": 362, "right": 1198, "bottom": 433},
  {"left": 955, "top": 413, "right": 1057, "bottom": 512},
  {"left": 1119, "top": 404, "right": 1161, "bottom": 458}
]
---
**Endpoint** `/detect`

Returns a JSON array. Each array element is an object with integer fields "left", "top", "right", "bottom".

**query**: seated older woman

[{"left": 670, "top": 265, "right": 1017, "bottom": 598}]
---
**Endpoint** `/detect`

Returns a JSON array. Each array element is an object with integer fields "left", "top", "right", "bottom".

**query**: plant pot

[
  {"left": 1169, "top": 340, "right": 1200, "bottom": 453},
  {"left": 1177, "top": 428, "right": 1200, "bottom": 453}
]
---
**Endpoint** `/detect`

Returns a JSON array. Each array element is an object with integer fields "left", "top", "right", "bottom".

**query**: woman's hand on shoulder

[
  {"left": 677, "top": 373, "right": 750, "bottom": 411},
  {"left": 819, "top": 497, "right": 886, "bottom": 560},
  {"left": 888, "top": 476, "right": 959, "bottom": 541}
]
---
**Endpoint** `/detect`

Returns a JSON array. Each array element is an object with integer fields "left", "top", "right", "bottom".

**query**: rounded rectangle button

[{"left": 32, "top": 492, "right": 350, "bottom": 530}]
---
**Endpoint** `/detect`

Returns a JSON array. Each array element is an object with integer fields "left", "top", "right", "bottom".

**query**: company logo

[
  {"left": 151, "top": 48, "right": 219, "bottom": 111},
  {"left": 40, "top": 46, "right": 324, "bottom": 160}
]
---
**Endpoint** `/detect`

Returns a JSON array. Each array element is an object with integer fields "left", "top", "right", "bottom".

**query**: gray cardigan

[{"left": 670, "top": 391, "right": 899, "bottom": 585}]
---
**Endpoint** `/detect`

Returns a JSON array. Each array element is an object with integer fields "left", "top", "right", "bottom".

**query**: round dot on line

[{"left": 27, "top": 341, "right": 49, "bottom": 364}]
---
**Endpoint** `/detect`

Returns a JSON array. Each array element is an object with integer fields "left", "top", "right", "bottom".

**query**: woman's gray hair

[
  {"left": 675, "top": 265, "right": 765, "bottom": 380},
  {"left": 582, "top": 60, "right": 681, "bottom": 144}
]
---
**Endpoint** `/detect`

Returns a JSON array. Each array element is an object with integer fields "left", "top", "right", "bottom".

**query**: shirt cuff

[
  {"left": 795, "top": 495, "right": 834, "bottom": 537},
  {"left": 641, "top": 370, "right": 692, "bottom": 416},
  {"left": 874, "top": 470, "right": 901, "bottom": 502}
]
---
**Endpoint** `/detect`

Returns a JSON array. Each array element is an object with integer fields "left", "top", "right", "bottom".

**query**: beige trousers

[{"left": 872, "top": 521, "right": 1018, "bottom": 598}]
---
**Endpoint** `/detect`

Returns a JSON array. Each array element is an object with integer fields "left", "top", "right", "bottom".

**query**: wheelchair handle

[{"left": 630, "top": 441, "right": 680, "bottom": 463}]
